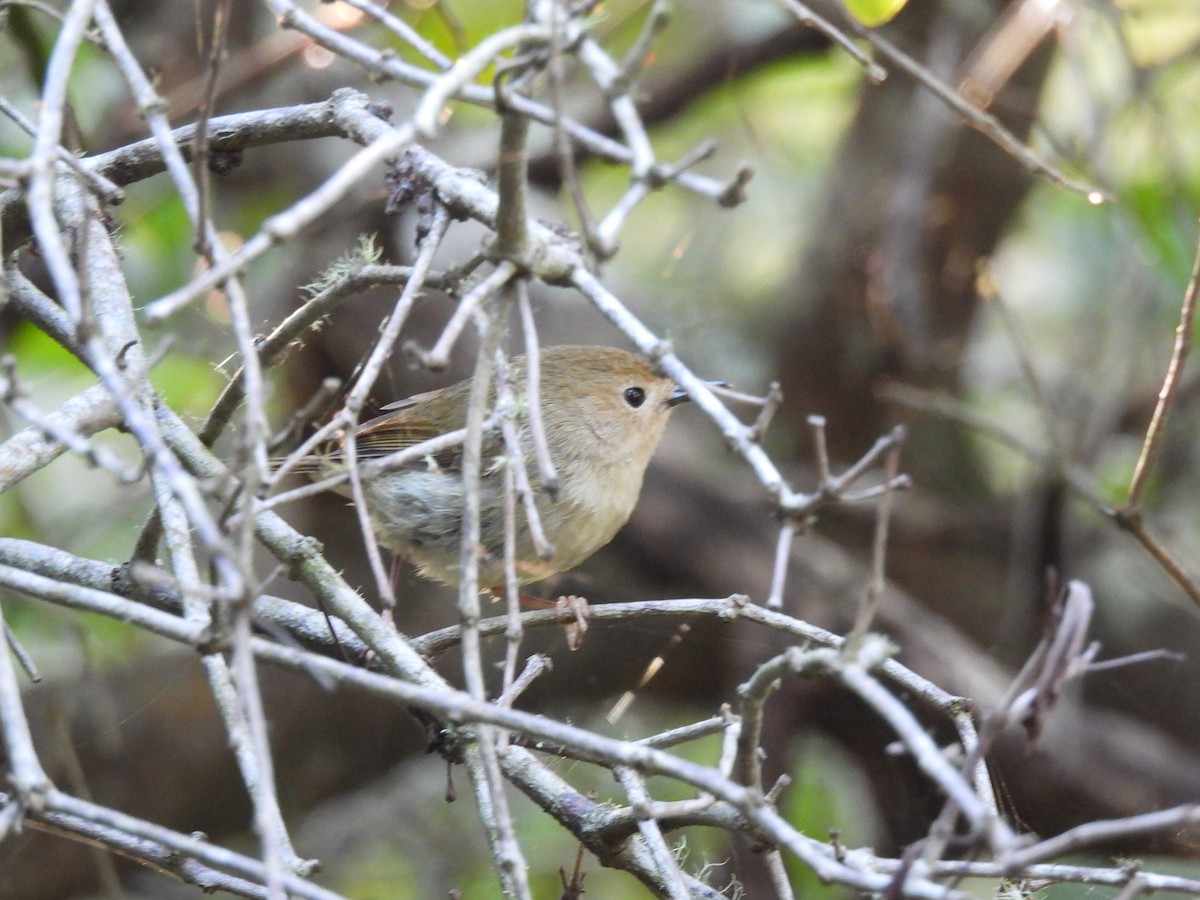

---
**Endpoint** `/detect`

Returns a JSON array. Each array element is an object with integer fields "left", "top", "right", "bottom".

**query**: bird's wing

[
  {"left": 351, "top": 381, "right": 503, "bottom": 469},
  {"left": 352, "top": 407, "right": 448, "bottom": 459},
  {"left": 377, "top": 387, "right": 447, "bottom": 414}
]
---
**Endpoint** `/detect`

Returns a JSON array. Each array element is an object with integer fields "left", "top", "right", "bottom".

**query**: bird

[{"left": 316, "top": 345, "right": 688, "bottom": 594}]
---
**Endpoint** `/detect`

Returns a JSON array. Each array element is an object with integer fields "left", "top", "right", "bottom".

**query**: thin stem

[
  {"left": 852, "top": 19, "right": 1108, "bottom": 201},
  {"left": 765, "top": 520, "right": 797, "bottom": 611},
  {"left": 0, "top": 602, "right": 50, "bottom": 802},
  {"left": 1127, "top": 222, "right": 1200, "bottom": 507},
  {"left": 517, "top": 284, "right": 559, "bottom": 494},
  {"left": 494, "top": 107, "right": 530, "bottom": 261},
  {"left": 615, "top": 767, "right": 692, "bottom": 900},
  {"left": 777, "top": 0, "right": 887, "bottom": 83},
  {"left": 847, "top": 437, "right": 904, "bottom": 641},
  {"left": 417, "top": 261, "right": 517, "bottom": 369}
]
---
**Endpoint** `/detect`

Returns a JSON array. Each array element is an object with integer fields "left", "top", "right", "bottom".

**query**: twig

[
  {"left": 1126, "top": 222, "right": 1200, "bottom": 507},
  {"left": 493, "top": 348, "right": 553, "bottom": 558},
  {"left": 905, "top": 857, "right": 1199, "bottom": 896},
  {"left": 458, "top": 312, "right": 500, "bottom": 696},
  {"left": 595, "top": 140, "right": 718, "bottom": 251},
  {"left": 499, "top": 409, "right": 524, "bottom": 709},
  {"left": 496, "top": 653, "right": 553, "bottom": 708},
  {"left": 190, "top": 0, "right": 233, "bottom": 262},
  {"left": 847, "top": 436, "right": 904, "bottom": 641},
  {"left": 245, "top": 638, "right": 956, "bottom": 897},
  {"left": 254, "top": 5, "right": 735, "bottom": 202},
  {"left": 0, "top": 603, "right": 50, "bottom": 804},
  {"left": 337, "top": 0, "right": 451, "bottom": 70},
  {"left": 809, "top": 414, "right": 832, "bottom": 485},
  {"left": 999, "top": 805, "right": 1200, "bottom": 870},
  {"left": 1086, "top": 648, "right": 1185, "bottom": 673},
  {"left": 93, "top": 0, "right": 269, "bottom": 483},
  {"left": 0, "top": 538, "right": 369, "bottom": 661},
  {"left": 777, "top": 0, "right": 887, "bottom": 83},
  {"left": 614, "top": 767, "right": 692, "bottom": 900},
  {"left": 2, "top": 623, "right": 40, "bottom": 684},
  {"left": 837, "top": 642, "right": 1008, "bottom": 847},
  {"left": 158, "top": 404, "right": 452, "bottom": 693},
  {"left": 765, "top": 520, "right": 797, "bottom": 611},
  {"left": 4, "top": 268, "right": 81, "bottom": 356},
  {"left": 205, "top": 262, "right": 428, "bottom": 448},
  {"left": 203, "top": 651, "right": 311, "bottom": 887},
  {"left": 570, "top": 268, "right": 790, "bottom": 501},
  {"left": 23, "top": 0, "right": 97, "bottom": 322},
  {"left": 0, "top": 96, "right": 123, "bottom": 204},
  {"left": 606, "top": 623, "right": 693, "bottom": 724},
  {"left": 413, "top": 23, "right": 550, "bottom": 138},
  {"left": 635, "top": 714, "right": 735, "bottom": 750},
  {"left": 516, "top": 284, "right": 559, "bottom": 495},
  {"left": 849, "top": 19, "right": 1109, "bottom": 201},
  {"left": 0, "top": 564, "right": 207, "bottom": 644},
  {"left": 29, "top": 790, "right": 344, "bottom": 900},
  {"left": 259, "top": 421, "right": 480, "bottom": 512},
  {"left": 616, "top": 0, "right": 672, "bottom": 88},
  {"left": 545, "top": 0, "right": 605, "bottom": 257},
  {"left": 1110, "top": 511, "right": 1200, "bottom": 608},
  {"left": 748, "top": 381, "right": 784, "bottom": 443},
  {"left": 0, "top": 379, "right": 131, "bottom": 490},
  {"left": 144, "top": 100, "right": 418, "bottom": 322},
  {"left": 414, "top": 261, "right": 517, "bottom": 369},
  {"left": 735, "top": 647, "right": 818, "bottom": 789},
  {"left": 499, "top": 744, "right": 728, "bottom": 899},
  {"left": 268, "top": 377, "right": 342, "bottom": 455},
  {"left": 335, "top": 207, "right": 451, "bottom": 604},
  {"left": 764, "top": 847, "right": 798, "bottom": 900},
  {"left": 454, "top": 306, "right": 532, "bottom": 898},
  {"left": 882, "top": 381, "right": 1200, "bottom": 606},
  {"left": 411, "top": 593, "right": 966, "bottom": 707},
  {"left": 494, "top": 103, "right": 531, "bottom": 261}
]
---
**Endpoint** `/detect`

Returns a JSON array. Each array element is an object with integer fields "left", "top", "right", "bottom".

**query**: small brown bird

[{"left": 319, "top": 345, "right": 687, "bottom": 589}]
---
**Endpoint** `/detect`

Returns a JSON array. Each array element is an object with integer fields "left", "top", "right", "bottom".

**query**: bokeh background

[{"left": 3, "top": 0, "right": 1200, "bottom": 896}]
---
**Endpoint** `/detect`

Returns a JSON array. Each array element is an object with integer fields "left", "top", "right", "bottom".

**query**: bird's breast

[{"left": 540, "top": 458, "right": 644, "bottom": 566}]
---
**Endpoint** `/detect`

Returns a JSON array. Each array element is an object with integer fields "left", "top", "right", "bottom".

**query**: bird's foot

[{"left": 554, "top": 594, "right": 590, "bottom": 651}]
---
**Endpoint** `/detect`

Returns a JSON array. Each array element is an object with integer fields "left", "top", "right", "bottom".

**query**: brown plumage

[{"left": 317, "top": 346, "right": 686, "bottom": 586}]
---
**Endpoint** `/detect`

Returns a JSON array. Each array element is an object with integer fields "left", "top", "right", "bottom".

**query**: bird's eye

[{"left": 623, "top": 386, "right": 646, "bottom": 408}]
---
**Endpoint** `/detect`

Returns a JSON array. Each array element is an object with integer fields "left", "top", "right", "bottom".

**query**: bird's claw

[{"left": 555, "top": 595, "right": 590, "bottom": 651}]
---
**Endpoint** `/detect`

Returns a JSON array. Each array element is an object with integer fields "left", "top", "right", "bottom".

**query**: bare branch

[{"left": 1126, "top": 222, "right": 1200, "bottom": 507}]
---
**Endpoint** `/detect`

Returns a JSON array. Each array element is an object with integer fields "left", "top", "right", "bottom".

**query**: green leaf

[
  {"left": 150, "top": 354, "right": 226, "bottom": 419},
  {"left": 843, "top": 0, "right": 908, "bottom": 27}
]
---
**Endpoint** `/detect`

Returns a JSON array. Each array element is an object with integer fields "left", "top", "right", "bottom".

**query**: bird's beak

[{"left": 665, "top": 380, "right": 726, "bottom": 408}]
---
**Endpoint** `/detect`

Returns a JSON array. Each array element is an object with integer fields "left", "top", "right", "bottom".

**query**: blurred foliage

[
  {"left": 4, "top": 0, "right": 1200, "bottom": 895},
  {"left": 6, "top": 320, "right": 92, "bottom": 395},
  {"left": 781, "top": 731, "right": 881, "bottom": 898},
  {"left": 119, "top": 187, "right": 205, "bottom": 300},
  {"left": 844, "top": 0, "right": 909, "bottom": 28}
]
